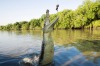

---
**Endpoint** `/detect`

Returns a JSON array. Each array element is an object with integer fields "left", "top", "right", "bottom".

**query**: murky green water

[{"left": 0, "top": 29, "right": 100, "bottom": 66}]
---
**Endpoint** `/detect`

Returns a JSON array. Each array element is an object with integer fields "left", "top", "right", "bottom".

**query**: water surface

[{"left": 0, "top": 29, "right": 100, "bottom": 66}]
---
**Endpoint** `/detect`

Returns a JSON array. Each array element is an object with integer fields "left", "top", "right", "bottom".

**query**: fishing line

[{"left": 57, "top": 0, "right": 58, "bottom": 4}]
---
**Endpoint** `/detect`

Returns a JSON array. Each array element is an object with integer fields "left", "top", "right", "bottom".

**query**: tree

[
  {"left": 21, "top": 22, "right": 29, "bottom": 30},
  {"left": 29, "top": 19, "right": 40, "bottom": 30},
  {"left": 0, "top": 0, "right": 100, "bottom": 30},
  {"left": 12, "top": 22, "right": 21, "bottom": 30}
]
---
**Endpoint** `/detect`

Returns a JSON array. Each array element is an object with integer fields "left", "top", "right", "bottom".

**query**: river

[{"left": 0, "top": 29, "right": 100, "bottom": 66}]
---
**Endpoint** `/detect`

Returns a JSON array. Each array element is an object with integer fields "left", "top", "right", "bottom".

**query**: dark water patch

[
  {"left": 0, "top": 54, "right": 20, "bottom": 66},
  {"left": 61, "top": 39, "right": 100, "bottom": 66},
  {"left": 54, "top": 46, "right": 96, "bottom": 66},
  {"left": 0, "top": 46, "right": 100, "bottom": 66}
]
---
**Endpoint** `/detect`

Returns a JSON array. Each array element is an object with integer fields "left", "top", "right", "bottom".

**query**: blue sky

[{"left": 0, "top": 0, "right": 84, "bottom": 25}]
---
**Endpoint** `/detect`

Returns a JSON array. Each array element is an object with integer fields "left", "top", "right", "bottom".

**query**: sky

[{"left": 0, "top": 0, "right": 84, "bottom": 25}]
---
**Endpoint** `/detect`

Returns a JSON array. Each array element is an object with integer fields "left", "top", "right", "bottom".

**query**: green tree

[
  {"left": 0, "top": 0, "right": 100, "bottom": 30},
  {"left": 21, "top": 22, "right": 29, "bottom": 30},
  {"left": 12, "top": 22, "right": 21, "bottom": 30}
]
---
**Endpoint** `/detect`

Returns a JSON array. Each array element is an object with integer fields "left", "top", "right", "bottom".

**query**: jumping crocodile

[
  {"left": 39, "top": 9, "right": 59, "bottom": 66},
  {"left": 21, "top": 9, "right": 59, "bottom": 66}
]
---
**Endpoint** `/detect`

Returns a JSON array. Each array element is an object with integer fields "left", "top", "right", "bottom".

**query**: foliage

[{"left": 0, "top": 0, "right": 100, "bottom": 30}]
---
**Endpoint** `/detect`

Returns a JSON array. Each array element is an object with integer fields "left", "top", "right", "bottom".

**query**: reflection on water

[
  {"left": 54, "top": 46, "right": 96, "bottom": 66},
  {"left": 53, "top": 29, "right": 100, "bottom": 45},
  {"left": 0, "top": 29, "right": 100, "bottom": 66}
]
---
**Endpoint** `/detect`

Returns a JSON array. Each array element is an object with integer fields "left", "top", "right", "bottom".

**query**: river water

[{"left": 0, "top": 29, "right": 100, "bottom": 66}]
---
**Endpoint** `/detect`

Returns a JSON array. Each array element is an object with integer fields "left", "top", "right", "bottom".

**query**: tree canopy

[{"left": 0, "top": 0, "right": 100, "bottom": 30}]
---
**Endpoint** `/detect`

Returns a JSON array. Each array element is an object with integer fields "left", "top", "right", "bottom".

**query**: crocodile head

[{"left": 43, "top": 9, "right": 59, "bottom": 33}]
